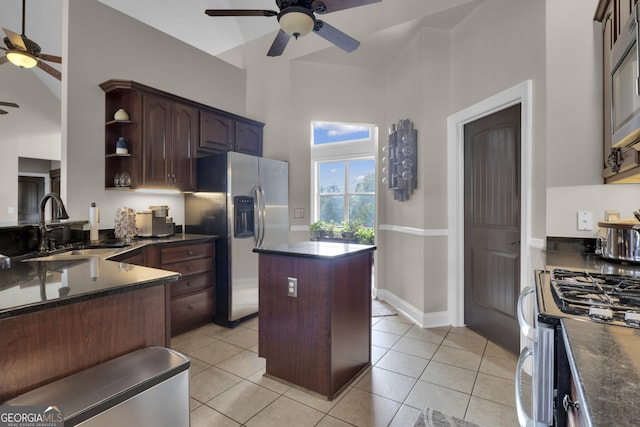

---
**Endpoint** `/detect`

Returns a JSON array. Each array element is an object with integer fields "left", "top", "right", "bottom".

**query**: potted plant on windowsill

[
  {"left": 310, "top": 220, "right": 330, "bottom": 240},
  {"left": 341, "top": 219, "right": 362, "bottom": 239},
  {"left": 355, "top": 226, "right": 374, "bottom": 245}
]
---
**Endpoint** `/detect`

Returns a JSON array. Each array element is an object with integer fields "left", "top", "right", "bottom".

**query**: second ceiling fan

[{"left": 205, "top": 0, "right": 381, "bottom": 57}]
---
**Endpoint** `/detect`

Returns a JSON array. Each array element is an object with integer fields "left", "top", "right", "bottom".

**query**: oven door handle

[
  {"left": 516, "top": 346, "right": 535, "bottom": 427},
  {"left": 517, "top": 286, "right": 535, "bottom": 342}
]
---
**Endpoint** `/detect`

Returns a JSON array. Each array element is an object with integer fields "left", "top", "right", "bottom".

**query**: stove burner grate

[{"left": 550, "top": 269, "right": 640, "bottom": 327}]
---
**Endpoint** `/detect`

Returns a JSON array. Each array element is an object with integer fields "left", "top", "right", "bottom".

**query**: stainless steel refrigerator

[{"left": 185, "top": 152, "right": 289, "bottom": 327}]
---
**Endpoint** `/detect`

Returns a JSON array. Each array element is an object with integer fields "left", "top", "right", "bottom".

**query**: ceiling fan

[
  {"left": 0, "top": 101, "right": 19, "bottom": 115},
  {"left": 205, "top": 0, "right": 381, "bottom": 57},
  {"left": 0, "top": 0, "right": 62, "bottom": 80}
]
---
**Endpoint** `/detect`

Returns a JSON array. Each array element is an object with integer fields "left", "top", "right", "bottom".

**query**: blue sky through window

[{"left": 313, "top": 122, "right": 370, "bottom": 145}]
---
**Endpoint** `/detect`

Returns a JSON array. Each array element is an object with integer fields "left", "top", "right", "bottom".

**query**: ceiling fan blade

[
  {"left": 205, "top": 9, "right": 278, "bottom": 17},
  {"left": 0, "top": 110, "right": 8, "bottom": 115},
  {"left": 267, "top": 30, "right": 291, "bottom": 57},
  {"left": 313, "top": 20, "right": 360, "bottom": 52},
  {"left": 38, "top": 53, "right": 62, "bottom": 64},
  {"left": 37, "top": 60, "right": 61, "bottom": 81},
  {"left": 2, "top": 28, "right": 27, "bottom": 51},
  {"left": 312, "top": 0, "right": 381, "bottom": 14},
  {"left": 0, "top": 102, "right": 19, "bottom": 108}
]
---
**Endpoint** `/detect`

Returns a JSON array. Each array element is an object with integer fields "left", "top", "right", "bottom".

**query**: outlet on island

[{"left": 287, "top": 277, "right": 298, "bottom": 297}]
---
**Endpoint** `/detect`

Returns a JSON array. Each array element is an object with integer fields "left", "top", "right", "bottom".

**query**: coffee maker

[{"left": 136, "top": 205, "right": 175, "bottom": 237}]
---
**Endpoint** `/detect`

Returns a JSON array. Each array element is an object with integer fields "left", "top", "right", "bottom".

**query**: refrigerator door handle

[
  {"left": 253, "top": 186, "right": 261, "bottom": 247},
  {"left": 258, "top": 185, "right": 266, "bottom": 247}
]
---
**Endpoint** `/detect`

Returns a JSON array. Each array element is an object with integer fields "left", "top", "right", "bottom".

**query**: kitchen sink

[{"left": 22, "top": 248, "right": 122, "bottom": 262}]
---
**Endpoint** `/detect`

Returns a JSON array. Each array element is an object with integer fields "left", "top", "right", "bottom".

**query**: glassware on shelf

[
  {"left": 114, "top": 173, "right": 121, "bottom": 187},
  {"left": 120, "top": 172, "right": 131, "bottom": 187}
]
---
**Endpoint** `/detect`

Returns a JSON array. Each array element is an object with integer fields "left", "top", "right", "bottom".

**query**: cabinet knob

[
  {"left": 187, "top": 250, "right": 193, "bottom": 255},
  {"left": 187, "top": 281, "right": 192, "bottom": 287},
  {"left": 187, "top": 266, "right": 193, "bottom": 271},
  {"left": 187, "top": 305, "right": 194, "bottom": 310}
]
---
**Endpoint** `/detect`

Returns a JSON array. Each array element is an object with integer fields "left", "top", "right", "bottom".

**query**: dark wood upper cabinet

[
  {"left": 235, "top": 120, "right": 264, "bottom": 156},
  {"left": 595, "top": 0, "right": 640, "bottom": 182},
  {"left": 200, "top": 110, "right": 234, "bottom": 152},
  {"left": 100, "top": 80, "right": 263, "bottom": 191}
]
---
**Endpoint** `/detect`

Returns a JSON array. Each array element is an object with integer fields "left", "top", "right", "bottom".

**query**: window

[{"left": 311, "top": 121, "right": 376, "bottom": 227}]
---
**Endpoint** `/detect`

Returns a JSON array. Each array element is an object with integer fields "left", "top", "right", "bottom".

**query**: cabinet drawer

[
  {"left": 171, "top": 272, "right": 211, "bottom": 297},
  {"left": 162, "top": 257, "right": 212, "bottom": 277},
  {"left": 160, "top": 242, "right": 213, "bottom": 264},
  {"left": 171, "top": 288, "right": 214, "bottom": 335}
]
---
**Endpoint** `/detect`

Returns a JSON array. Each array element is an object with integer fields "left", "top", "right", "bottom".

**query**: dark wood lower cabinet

[
  {"left": 258, "top": 249, "right": 372, "bottom": 400},
  {"left": 0, "top": 285, "right": 167, "bottom": 402}
]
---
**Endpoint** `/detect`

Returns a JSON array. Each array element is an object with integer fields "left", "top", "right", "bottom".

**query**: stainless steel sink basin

[{"left": 23, "top": 248, "right": 117, "bottom": 262}]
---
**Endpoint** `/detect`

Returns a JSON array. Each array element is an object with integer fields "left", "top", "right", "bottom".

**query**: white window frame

[{"left": 310, "top": 122, "right": 377, "bottom": 224}]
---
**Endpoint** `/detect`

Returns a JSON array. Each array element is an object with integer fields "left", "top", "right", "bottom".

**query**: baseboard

[{"left": 376, "top": 289, "right": 450, "bottom": 329}]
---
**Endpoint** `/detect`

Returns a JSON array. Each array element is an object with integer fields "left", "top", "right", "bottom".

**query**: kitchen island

[
  {"left": 0, "top": 236, "right": 215, "bottom": 402},
  {"left": 254, "top": 241, "right": 375, "bottom": 400}
]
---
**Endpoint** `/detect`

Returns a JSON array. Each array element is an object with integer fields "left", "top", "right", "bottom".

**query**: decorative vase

[
  {"left": 114, "top": 108, "right": 129, "bottom": 121},
  {"left": 115, "top": 136, "right": 128, "bottom": 154}
]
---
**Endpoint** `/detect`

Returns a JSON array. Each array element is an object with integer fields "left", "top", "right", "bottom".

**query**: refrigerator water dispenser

[{"left": 234, "top": 195, "right": 254, "bottom": 238}]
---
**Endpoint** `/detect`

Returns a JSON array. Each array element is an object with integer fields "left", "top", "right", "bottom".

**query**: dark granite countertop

[
  {"left": 0, "top": 234, "right": 217, "bottom": 319},
  {"left": 546, "top": 236, "right": 640, "bottom": 276},
  {"left": 561, "top": 318, "right": 640, "bottom": 426},
  {"left": 253, "top": 241, "right": 376, "bottom": 259}
]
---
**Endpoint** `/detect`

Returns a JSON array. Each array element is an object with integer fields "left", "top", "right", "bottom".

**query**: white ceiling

[{"left": 0, "top": 0, "right": 482, "bottom": 107}]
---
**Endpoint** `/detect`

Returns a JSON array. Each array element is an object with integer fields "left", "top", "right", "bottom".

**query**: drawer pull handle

[{"left": 187, "top": 305, "right": 194, "bottom": 310}]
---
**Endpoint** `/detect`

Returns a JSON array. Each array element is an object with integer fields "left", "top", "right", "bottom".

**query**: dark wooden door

[
  {"left": 142, "top": 94, "right": 171, "bottom": 187},
  {"left": 172, "top": 102, "right": 198, "bottom": 191},
  {"left": 18, "top": 176, "right": 44, "bottom": 223},
  {"left": 463, "top": 103, "right": 521, "bottom": 355}
]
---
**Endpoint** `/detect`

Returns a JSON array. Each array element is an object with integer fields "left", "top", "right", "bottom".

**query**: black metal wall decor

[{"left": 382, "top": 119, "right": 417, "bottom": 201}]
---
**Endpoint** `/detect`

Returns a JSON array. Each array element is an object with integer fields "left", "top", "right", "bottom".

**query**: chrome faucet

[{"left": 38, "top": 192, "right": 70, "bottom": 253}]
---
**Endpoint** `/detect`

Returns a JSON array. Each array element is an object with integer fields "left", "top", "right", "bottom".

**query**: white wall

[
  {"left": 63, "top": 0, "right": 247, "bottom": 229},
  {"left": 0, "top": 65, "right": 61, "bottom": 223}
]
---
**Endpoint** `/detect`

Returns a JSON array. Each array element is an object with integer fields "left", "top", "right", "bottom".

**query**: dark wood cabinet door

[
  {"left": 235, "top": 120, "right": 263, "bottom": 156},
  {"left": 200, "top": 110, "right": 234, "bottom": 152},
  {"left": 172, "top": 103, "right": 198, "bottom": 191},
  {"left": 142, "top": 94, "right": 172, "bottom": 188}
]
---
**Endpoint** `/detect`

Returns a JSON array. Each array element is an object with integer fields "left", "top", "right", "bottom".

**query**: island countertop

[
  {"left": 253, "top": 241, "right": 376, "bottom": 259},
  {"left": 0, "top": 234, "right": 217, "bottom": 319}
]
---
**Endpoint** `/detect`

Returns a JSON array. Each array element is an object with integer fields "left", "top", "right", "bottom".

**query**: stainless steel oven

[{"left": 517, "top": 265, "right": 640, "bottom": 426}]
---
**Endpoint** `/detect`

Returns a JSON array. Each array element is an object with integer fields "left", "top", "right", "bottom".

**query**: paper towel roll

[{"left": 89, "top": 202, "right": 99, "bottom": 241}]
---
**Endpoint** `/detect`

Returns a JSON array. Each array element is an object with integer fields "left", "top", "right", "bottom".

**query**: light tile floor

[{"left": 171, "top": 312, "right": 521, "bottom": 427}]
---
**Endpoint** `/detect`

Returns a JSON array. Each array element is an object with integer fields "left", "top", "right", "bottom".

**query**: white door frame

[{"left": 446, "top": 80, "right": 533, "bottom": 327}]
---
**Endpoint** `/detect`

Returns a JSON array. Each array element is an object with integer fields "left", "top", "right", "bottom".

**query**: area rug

[
  {"left": 372, "top": 299, "right": 397, "bottom": 317},
  {"left": 413, "top": 408, "right": 482, "bottom": 427}
]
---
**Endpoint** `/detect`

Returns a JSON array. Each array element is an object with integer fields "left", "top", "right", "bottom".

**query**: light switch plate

[{"left": 577, "top": 210, "right": 593, "bottom": 231}]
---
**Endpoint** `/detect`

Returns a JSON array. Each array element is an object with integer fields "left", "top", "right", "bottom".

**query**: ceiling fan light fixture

[
  {"left": 6, "top": 50, "right": 37, "bottom": 69},
  {"left": 278, "top": 8, "right": 315, "bottom": 39}
]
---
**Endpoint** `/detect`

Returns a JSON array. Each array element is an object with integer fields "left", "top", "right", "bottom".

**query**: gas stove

[{"left": 548, "top": 269, "right": 640, "bottom": 327}]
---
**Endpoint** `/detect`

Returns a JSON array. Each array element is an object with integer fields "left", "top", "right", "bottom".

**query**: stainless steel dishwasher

[{"left": 4, "top": 346, "right": 190, "bottom": 427}]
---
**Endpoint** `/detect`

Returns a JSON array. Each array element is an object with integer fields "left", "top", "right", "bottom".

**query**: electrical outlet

[
  {"left": 287, "top": 277, "right": 297, "bottom": 297},
  {"left": 577, "top": 210, "right": 593, "bottom": 231}
]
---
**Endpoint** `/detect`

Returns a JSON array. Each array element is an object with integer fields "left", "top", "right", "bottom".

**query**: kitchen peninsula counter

[
  {"left": 0, "top": 233, "right": 215, "bottom": 402},
  {"left": 254, "top": 241, "right": 375, "bottom": 400},
  {"left": 0, "top": 233, "right": 216, "bottom": 319}
]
